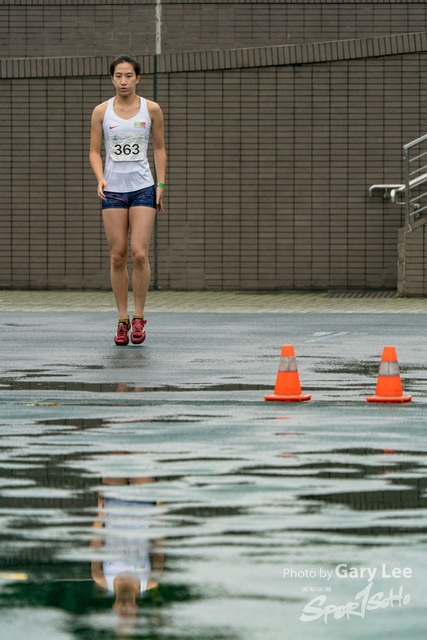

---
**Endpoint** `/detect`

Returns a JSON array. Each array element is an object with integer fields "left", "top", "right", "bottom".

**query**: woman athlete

[{"left": 90, "top": 54, "right": 166, "bottom": 345}]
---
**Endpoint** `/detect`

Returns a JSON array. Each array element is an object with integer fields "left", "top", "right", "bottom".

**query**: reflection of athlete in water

[{"left": 91, "top": 477, "right": 163, "bottom": 618}]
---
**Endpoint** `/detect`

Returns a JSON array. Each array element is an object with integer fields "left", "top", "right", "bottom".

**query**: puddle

[
  {"left": 0, "top": 379, "right": 270, "bottom": 393},
  {"left": 4, "top": 311, "right": 427, "bottom": 637},
  {"left": 35, "top": 418, "right": 107, "bottom": 430},
  {"left": 314, "top": 358, "right": 424, "bottom": 377},
  {"left": 0, "top": 401, "right": 426, "bottom": 638},
  {"left": 300, "top": 487, "right": 427, "bottom": 512}
]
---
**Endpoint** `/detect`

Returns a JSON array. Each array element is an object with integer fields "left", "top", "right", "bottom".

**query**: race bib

[{"left": 109, "top": 131, "right": 146, "bottom": 162}]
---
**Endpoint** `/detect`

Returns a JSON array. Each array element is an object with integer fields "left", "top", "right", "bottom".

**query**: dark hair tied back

[{"left": 110, "top": 55, "right": 141, "bottom": 77}]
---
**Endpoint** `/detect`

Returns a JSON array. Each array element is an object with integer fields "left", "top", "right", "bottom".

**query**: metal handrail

[
  {"left": 369, "top": 133, "right": 427, "bottom": 222},
  {"left": 403, "top": 135, "right": 427, "bottom": 225},
  {"left": 403, "top": 133, "right": 427, "bottom": 150},
  {"left": 391, "top": 172, "right": 427, "bottom": 196}
]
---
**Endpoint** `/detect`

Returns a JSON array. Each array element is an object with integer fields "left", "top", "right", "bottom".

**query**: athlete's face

[{"left": 111, "top": 62, "right": 140, "bottom": 96}]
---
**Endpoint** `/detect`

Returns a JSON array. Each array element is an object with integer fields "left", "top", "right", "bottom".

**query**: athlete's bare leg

[
  {"left": 102, "top": 209, "right": 129, "bottom": 319},
  {"left": 129, "top": 206, "right": 156, "bottom": 316}
]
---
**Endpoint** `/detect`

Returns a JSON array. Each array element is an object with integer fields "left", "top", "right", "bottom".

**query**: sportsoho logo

[{"left": 283, "top": 564, "right": 412, "bottom": 623}]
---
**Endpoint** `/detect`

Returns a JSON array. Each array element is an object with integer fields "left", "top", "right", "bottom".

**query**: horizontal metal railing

[
  {"left": 402, "top": 133, "right": 427, "bottom": 225},
  {"left": 369, "top": 133, "right": 427, "bottom": 225}
]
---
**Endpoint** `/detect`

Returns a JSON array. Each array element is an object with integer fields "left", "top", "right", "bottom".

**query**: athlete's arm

[
  {"left": 91, "top": 561, "right": 108, "bottom": 589},
  {"left": 89, "top": 103, "right": 108, "bottom": 201},
  {"left": 90, "top": 497, "right": 107, "bottom": 589},
  {"left": 148, "top": 100, "right": 167, "bottom": 212}
]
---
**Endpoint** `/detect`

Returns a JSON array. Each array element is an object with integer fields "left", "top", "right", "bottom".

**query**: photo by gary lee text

[{"left": 284, "top": 564, "right": 413, "bottom": 582}]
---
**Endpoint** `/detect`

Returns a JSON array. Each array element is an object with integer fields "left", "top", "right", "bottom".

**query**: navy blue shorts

[{"left": 101, "top": 185, "right": 156, "bottom": 210}]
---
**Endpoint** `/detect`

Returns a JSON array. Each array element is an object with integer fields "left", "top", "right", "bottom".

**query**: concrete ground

[
  {"left": 0, "top": 289, "right": 426, "bottom": 640},
  {"left": 0, "top": 289, "right": 425, "bottom": 402},
  {"left": 1, "top": 288, "right": 427, "bottom": 313}
]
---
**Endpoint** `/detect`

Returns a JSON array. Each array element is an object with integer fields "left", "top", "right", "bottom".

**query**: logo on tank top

[{"left": 134, "top": 122, "right": 146, "bottom": 127}]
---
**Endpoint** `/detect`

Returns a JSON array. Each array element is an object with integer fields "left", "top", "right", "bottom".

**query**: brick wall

[
  {"left": 2, "top": 0, "right": 427, "bottom": 58},
  {"left": 398, "top": 216, "right": 427, "bottom": 296},
  {"left": 1, "top": 34, "right": 426, "bottom": 291},
  {"left": 0, "top": 1, "right": 156, "bottom": 58},
  {"left": 161, "top": 2, "right": 427, "bottom": 53},
  {"left": 157, "top": 42, "right": 423, "bottom": 291},
  {"left": 0, "top": 68, "right": 155, "bottom": 289},
  {"left": 1, "top": 1, "right": 427, "bottom": 291}
]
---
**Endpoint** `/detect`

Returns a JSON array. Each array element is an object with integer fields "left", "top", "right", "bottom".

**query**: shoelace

[
  {"left": 116, "top": 322, "right": 128, "bottom": 337},
  {"left": 132, "top": 319, "right": 146, "bottom": 336}
]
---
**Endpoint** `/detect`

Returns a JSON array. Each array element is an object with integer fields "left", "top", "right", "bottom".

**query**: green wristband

[{"left": 157, "top": 182, "right": 165, "bottom": 188}]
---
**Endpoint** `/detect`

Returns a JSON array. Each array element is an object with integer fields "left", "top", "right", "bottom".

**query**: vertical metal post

[
  {"left": 156, "top": 0, "right": 162, "bottom": 57},
  {"left": 404, "top": 147, "right": 410, "bottom": 226},
  {"left": 152, "top": 0, "right": 162, "bottom": 289}
]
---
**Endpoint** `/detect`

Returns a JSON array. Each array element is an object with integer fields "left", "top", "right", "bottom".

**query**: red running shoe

[
  {"left": 114, "top": 319, "right": 130, "bottom": 346},
  {"left": 131, "top": 318, "right": 147, "bottom": 344}
]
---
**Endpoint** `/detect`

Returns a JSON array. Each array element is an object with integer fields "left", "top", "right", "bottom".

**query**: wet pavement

[{"left": 0, "top": 299, "right": 427, "bottom": 639}]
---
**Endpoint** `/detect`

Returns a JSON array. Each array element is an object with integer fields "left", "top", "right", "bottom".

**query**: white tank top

[
  {"left": 102, "top": 562, "right": 150, "bottom": 594},
  {"left": 102, "top": 97, "right": 154, "bottom": 193},
  {"left": 101, "top": 497, "right": 152, "bottom": 594}
]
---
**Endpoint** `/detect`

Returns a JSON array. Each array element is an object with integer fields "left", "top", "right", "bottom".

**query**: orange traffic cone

[
  {"left": 265, "top": 345, "right": 311, "bottom": 402},
  {"left": 366, "top": 346, "right": 412, "bottom": 403}
]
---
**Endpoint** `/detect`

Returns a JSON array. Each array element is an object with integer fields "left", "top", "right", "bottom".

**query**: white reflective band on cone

[
  {"left": 378, "top": 361, "right": 401, "bottom": 376},
  {"left": 278, "top": 356, "right": 298, "bottom": 372}
]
